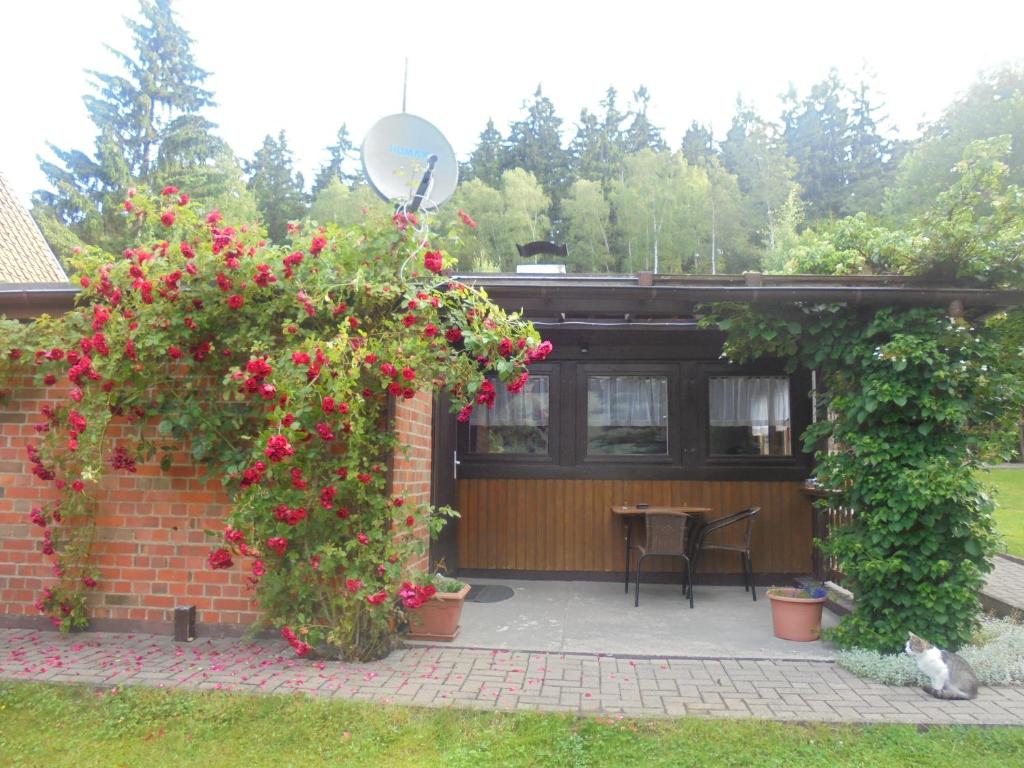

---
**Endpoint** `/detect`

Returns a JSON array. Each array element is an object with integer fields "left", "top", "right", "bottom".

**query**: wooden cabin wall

[{"left": 455, "top": 479, "right": 812, "bottom": 576}]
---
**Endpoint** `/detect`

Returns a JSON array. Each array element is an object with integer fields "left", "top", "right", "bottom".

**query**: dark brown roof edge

[{"left": 0, "top": 283, "right": 79, "bottom": 320}]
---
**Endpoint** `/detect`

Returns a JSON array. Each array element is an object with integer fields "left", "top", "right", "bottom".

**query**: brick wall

[
  {"left": 388, "top": 390, "right": 434, "bottom": 572},
  {"left": 0, "top": 380, "right": 434, "bottom": 635}
]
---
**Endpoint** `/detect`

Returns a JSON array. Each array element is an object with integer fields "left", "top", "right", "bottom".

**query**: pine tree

[
  {"left": 623, "top": 86, "right": 668, "bottom": 154},
  {"left": 246, "top": 131, "right": 307, "bottom": 243},
  {"left": 506, "top": 85, "right": 569, "bottom": 212},
  {"left": 312, "top": 125, "right": 356, "bottom": 196},
  {"left": 568, "top": 88, "right": 629, "bottom": 187},
  {"left": 465, "top": 119, "right": 507, "bottom": 187},
  {"left": 681, "top": 121, "right": 716, "bottom": 167},
  {"left": 34, "top": 0, "right": 224, "bottom": 253}
]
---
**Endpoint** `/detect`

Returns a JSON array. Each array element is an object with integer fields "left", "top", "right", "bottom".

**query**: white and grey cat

[{"left": 905, "top": 631, "right": 978, "bottom": 700}]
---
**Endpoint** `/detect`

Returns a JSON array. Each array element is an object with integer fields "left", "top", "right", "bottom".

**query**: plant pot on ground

[
  {"left": 404, "top": 575, "right": 471, "bottom": 642},
  {"left": 767, "top": 586, "right": 828, "bottom": 642}
]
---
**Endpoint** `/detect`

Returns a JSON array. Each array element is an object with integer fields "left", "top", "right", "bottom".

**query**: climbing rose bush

[{"left": 0, "top": 187, "right": 549, "bottom": 660}]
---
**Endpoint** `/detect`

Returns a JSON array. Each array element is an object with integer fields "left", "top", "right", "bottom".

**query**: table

[{"left": 611, "top": 505, "right": 711, "bottom": 593}]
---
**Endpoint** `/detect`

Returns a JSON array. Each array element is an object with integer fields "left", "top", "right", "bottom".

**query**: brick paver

[
  {"left": 983, "top": 555, "right": 1024, "bottom": 614},
  {"left": 2, "top": 628, "right": 1023, "bottom": 725}
]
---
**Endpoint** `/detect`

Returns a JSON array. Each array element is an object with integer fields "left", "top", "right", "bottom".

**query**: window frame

[
  {"left": 695, "top": 363, "right": 810, "bottom": 469},
  {"left": 457, "top": 364, "right": 559, "bottom": 465},
  {"left": 574, "top": 363, "right": 683, "bottom": 466}
]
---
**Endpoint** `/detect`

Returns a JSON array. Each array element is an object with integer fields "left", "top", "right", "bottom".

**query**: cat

[{"left": 905, "top": 631, "right": 979, "bottom": 700}]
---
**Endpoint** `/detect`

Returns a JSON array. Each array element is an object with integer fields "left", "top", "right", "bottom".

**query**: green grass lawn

[
  {"left": 985, "top": 467, "right": 1024, "bottom": 557},
  {"left": 0, "top": 683, "right": 1022, "bottom": 768}
]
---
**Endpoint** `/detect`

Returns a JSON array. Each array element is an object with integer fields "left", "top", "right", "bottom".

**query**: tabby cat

[{"left": 905, "top": 631, "right": 978, "bottom": 700}]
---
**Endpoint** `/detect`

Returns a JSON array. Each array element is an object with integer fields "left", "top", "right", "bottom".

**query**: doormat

[{"left": 465, "top": 584, "right": 515, "bottom": 603}]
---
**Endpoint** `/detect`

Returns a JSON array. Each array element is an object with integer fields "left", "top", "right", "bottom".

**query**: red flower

[
  {"left": 161, "top": 185, "right": 179, "bottom": 195},
  {"left": 71, "top": 480, "right": 85, "bottom": 493},
  {"left": 498, "top": 338, "right": 514, "bottom": 358},
  {"left": 265, "top": 435, "right": 294, "bottom": 462},
  {"left": 346, "top": 578, "right": 363, "bottom": 593},
  {"left": 316, "top": 422, "right": 335, "bottom": 441},
  {"left": 83, "top": 576, "right": 98, "bottom": 588},
  {"left": 178, "top": 193, "right": 190, "bottom": 206},
  {"left": 423, "top": 250, "right": 443, "bottom": 273},
  {"left": 357, "top": 532, "right": 370, "bottom": 545},
  {"left": 267, "top": 537, "right": 288, "bottom": 556},
  {"left": 423, "top": 323, "right": 439, "bottom": 338},
  {"left": 160, "top": 210, "right": 175, "bottom": 227},
  {"left": 366, "top": 590, "right": 388, "bottom": 605},
  {"left": 527, "top": 340, "right": 554, "bottom": 362},
  {"left": 337, "top": 507, "right": 350, "bottom": 519},
  {"left": 319, "top": 485, "right": 336, "bottom": 509},
  {"left": 206, "top": 210, "right": 223, "bottom": 225},
  {"left": 123, "top": 200, "right": 134, "bottom": 212},
  {"left": 380, "top": 362, "right": 397, "bottom": 379},
  {"left": 225, "top": 526, "right": 246, "bottom": 544},
  {"left": 406, "top": 515, "right": 415, "bottom": 526},
  {"left": 167, "top": 345, "right": 182, "bottom": 359},
  {"left": 458, "top": 209, "right": 478, "bottom": 229},
  {"left": 457, "top": 405, "right": 474, "bottom": 422},
  {"left": 228, "top": 294, "right": 245, "bottom": 310},
  {"left": 401, "top": 367, "right": 416, "bottom": 381},
  {"left": 445, "top": 327, "right": 464, "bottom": 345},
  {"left": 310, "top": 235, "right": 327, "bottom": 255},
  {"left": 207, "top": 548, "right": 233, "bottom": 570},
  {"left": 322, "top": 396, "right": 335, "bottom": 412},
  {"left": 252, "top": 560, "right": 266, "bottom": 577},
  {"left": 290, "top": 467, "right": 307, "bottom": 489}
]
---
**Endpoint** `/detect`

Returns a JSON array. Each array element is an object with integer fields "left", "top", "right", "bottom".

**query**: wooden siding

[{"left": 456, "top": 479, "right": 813, "bottom": 575}]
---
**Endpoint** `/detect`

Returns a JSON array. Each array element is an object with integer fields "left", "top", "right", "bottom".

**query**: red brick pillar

[{"left": 388, "top": 390, "right": 434, "bottom": 572}]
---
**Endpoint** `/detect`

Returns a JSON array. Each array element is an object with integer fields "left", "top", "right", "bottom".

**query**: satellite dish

[{"left": 361, "top": 113, "right": 459, "bottom": 211}]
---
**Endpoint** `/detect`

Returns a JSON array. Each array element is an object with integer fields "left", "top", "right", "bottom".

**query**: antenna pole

[{"left": 402, "top": 58, "right": 408, "bottom": 113}]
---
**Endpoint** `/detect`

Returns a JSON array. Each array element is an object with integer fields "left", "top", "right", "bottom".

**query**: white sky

[{"left": 1, "top": 0, "right": 1022, "bottom": 204}]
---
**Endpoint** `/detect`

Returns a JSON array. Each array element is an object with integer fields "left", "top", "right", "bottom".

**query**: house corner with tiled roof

[{"left": 0, "top": 171, "right": 68, "bottom": 284}]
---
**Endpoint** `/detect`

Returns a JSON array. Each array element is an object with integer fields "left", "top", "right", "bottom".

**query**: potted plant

[
  {"left": 766, "top": 585, "right": 828, "bottom": 641},
  {"left": 403, "top": 573, "right": 470, "bottom": 641}
]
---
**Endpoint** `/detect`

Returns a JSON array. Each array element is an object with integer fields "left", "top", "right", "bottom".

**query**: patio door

[{"left": 430, "top": 393, "right": 459, "bottom": 572}]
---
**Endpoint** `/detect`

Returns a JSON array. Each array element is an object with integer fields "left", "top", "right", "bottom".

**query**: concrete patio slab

[{"left": 417, "top": 579, "right": 841, "bottom": 660}]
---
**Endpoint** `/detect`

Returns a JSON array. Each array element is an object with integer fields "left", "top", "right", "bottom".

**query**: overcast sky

[{"left": 1, "top": 1, "right": 1022, "bottom": 204}]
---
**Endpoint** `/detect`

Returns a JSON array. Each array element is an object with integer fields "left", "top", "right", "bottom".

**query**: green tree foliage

[
  {"left": 34, "top": 0, "right": 225, "bottom": 255},
  {"left": 782, "top": 71, "right": 898, "bottom": 219},
  {"left": 681, "top": 121, "right": 717, "bottom": 167},
  {"left": 568, "top": 88, "right": 629, "bottom": 188},
  {"left": 311, "top": 125, "right": 356, "bottom": 196},
  {"left": 246, "top": 130, "right": 308, "bottom": 243},
  {"left": 623, "top": 86, "right": 668, "bottom": 154},
  {"left": 506, "top": 86, "right": 569, "bottom": 214},
  {"left": 449, "top": 170, "right": 551, "bottom": 271},
  {"left": 562, "top": 179, "right": 613, "bottom": 272},
  {"left": 464, "top": 119, "right": 507, "bottom": 188},
  {"left": 309, "top": 179, "right": 389, "bottom": 228},
  {"left": 887, "top": 65, "right": 1024, "bottom": 219},
  {"left": 610, "top": 150, "right": 709, "bottom": 273}
]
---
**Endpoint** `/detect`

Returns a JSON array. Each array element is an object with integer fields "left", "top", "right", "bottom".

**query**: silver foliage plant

[{"left": 836, "top": 618, "right": 1024, "bottom": 686}]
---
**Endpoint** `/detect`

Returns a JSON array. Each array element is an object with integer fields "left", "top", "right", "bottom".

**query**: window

[
  {"left": 469, "top": 375, "right": 549, "bottom": 454},
  {"left": 709, "top": 376, "right": 791, "bottom": 456},
  {"left": 587, "top": 375, "right": 669, "bottom": 455}
]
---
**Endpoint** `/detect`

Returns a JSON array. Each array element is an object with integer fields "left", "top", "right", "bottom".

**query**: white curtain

[
  {"left": 709, "top": 376, "right": 790, "bottom": 436},
  {"left": 470, "top": 376, "right": 549, "bottom": 427},
  {"left": 587, "top": 376, "right": 668, "bottom": 427}
]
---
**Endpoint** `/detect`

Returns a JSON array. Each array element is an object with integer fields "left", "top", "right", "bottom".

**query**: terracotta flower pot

[
  {"left": 767, "top": 588, "right": 826, "bottom": 642},
  {"left": 406, "top": 583, "right": 471, "bottom": 641}
]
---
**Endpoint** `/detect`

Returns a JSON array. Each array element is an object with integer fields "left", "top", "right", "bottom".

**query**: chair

[
  {"left": 632, "top": 512, "right": 693, "bottom": 608},
  {"left": 689, "top": 507, "right": 760, "bottom": 601}
]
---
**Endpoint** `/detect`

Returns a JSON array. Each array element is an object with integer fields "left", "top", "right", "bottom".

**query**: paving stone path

[
  {"left": 982, "top": 555, "right": 1024, "bottom": 616},
  {"left": 2, "top": 628, "right": 1023, "bottom": 725}
]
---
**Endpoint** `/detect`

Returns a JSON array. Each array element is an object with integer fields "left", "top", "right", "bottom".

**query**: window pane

[
  {"left": 587, "top": 375, "right": 668, "bottom": 455},
  {"left": 709, "top": 376, "right": 791, "bottom": 456},
  {"left": 469, "top": 375, "right": 549, "bottom": 454}
]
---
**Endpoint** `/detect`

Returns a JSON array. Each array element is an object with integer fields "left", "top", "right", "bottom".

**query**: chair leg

[
  {"left": 685, "top": 557, "right": 694, "bottom": 609},
  {"left": 624, "top": 546, "right": 630, "bottom": 594},
  {"left": 741, "top": 552, "right": 750, "bottom": 592},
  {"left": 747, "top": 553, "right": 756, "bottom": 602},
  {"left": 634, "top": 554, "right": 646, "bottom": 607},
  {"left": 688, "top": 550, "right": 700, "bottom": 599}
]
